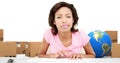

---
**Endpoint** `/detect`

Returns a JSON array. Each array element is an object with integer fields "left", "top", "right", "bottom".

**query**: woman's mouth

[{"left": 62, "top": 25, "right": 69, "bottom": 29}]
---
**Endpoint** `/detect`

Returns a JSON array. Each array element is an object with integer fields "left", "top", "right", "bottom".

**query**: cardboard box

[
  {"left": 16, "top": 42, "right": 26, "bottom": 54},
  {"left": 0, "top": 29, "right": 3, "bottom": 41},
  {"left": 25, "top": 42, "right": 41, "bottom": 57},
  {"left": 0, "top": 42, "right": 16, "bottom": 57},
  {"left": 105, "top": 30, "right": 118, "bottom": 56},
  {"left": 111, "top": 43, "right": 120, "bottom": 58},
  {"left": 105, "top": 31, "right": 118, "bottom": 43}
]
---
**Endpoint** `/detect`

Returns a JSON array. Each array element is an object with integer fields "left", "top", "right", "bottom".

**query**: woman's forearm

[
  {"left": 38, "top": 53, "right": 61, "bottom": 58},
  {"left": 80, "top": 54, "right": 95, "bottom": 58},
  {"left": 38, "top": 54, "right": 52, "bottom": 58}
]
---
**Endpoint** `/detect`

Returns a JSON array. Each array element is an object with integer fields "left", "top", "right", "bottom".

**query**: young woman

[{"left": 38, "top": 1, "right": 95, "bottom": 59}]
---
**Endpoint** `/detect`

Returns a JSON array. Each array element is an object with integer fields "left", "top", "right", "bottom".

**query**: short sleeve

[
  {"left": 43, "top": 29, "right": 53, "bottom": 44},
  {"left": 79, "top": 31, "right": 90, "bottom": 46}
]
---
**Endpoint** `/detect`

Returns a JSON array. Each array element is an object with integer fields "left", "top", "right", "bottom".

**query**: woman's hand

[
  {"left": 50, "top": 50, "right": 68, "bottom": 58},
  {"left": 49, "top": 53, "right": 61, "bottom": 58},
  {"left": 69, "top": 53, "right": 83, "bottom": 59},
  {"left": 69, "top": 53, "right": 95, "bottom": 59}
]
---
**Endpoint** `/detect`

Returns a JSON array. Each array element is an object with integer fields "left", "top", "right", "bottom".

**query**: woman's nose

[
  {"left": 62, "top": 20, "right": 66, "bottom": 23},
  {"left": 62, "top": 19, "right": 66, "bottom": 23}
]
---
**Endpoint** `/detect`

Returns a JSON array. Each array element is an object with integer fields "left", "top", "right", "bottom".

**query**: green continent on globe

[
  {"left": 102, "top": 43, "right": 110, "bottom": 55},
  {"left": 93, "top": 31, "right": 104, "bottom": 41}
]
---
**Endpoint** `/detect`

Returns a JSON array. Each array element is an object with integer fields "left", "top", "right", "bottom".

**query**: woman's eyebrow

[
  {"left": 66, "top": 13, "right": 72, "bottom": 16},
  {"left": 56, "top": 14, "right": 62, "bottom": 16}
]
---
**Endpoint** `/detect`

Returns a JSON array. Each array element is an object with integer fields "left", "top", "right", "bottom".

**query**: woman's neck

[
  {"left": 58, "top": 31, "right": 72, "bottom": 47},
  {"left": 58, "top": 31, "right": 72, "bottom": 40}
]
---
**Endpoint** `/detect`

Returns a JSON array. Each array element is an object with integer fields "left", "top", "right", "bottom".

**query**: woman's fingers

[
  {"left": 50, "top": 53, "right": 61, "bottom": 58},
  {"left": 58, "top": 51, "right": 66, "bottom": 57},
  {"left": 69, "top": 53, "right": 82, "bottom": 59}
]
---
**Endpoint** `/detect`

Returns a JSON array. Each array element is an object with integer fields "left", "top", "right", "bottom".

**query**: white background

[{"left": 0, "top": 0, "right": 120, "bottom": 42}]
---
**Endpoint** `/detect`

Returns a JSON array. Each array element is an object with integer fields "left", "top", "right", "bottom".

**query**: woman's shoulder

[
  {"left": 73, "top": 30, "right": 87, "bottom": 36},
  {"left": 44, "top": 29, "right": 52, "bottom": 34},
  {"left": 73, "top": 29, "right": 90, "bottom": 46},
  {"left": 43, "top": 29, "right": 54, "bottom": 43},
  {"left": 44, "top": 29, "right": 53, "bottom": 37}
]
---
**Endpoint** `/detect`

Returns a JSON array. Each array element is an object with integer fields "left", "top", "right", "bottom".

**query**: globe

[{"left": 88, "top": 30, "right": 112, "bottom": 58}]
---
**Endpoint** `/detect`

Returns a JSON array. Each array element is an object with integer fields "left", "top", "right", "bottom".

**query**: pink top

[{"left": 44, "top": 29, "right": 90, "bottom": 58}]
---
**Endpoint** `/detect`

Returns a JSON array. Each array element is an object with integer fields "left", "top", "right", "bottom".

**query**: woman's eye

[
  {"left": 67, "top": 16, "right": 71, "bottom": 18},
  {"left": 57, "top": 17, "right": 61, "bottom": 19}
]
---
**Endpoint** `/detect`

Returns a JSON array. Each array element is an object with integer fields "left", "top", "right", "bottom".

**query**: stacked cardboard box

[
  {"left": 25, "top": 42, "right": 41, "bottom": 57},
  {"left": 112, "top": 43, "right": 120, "bottom": 58},
  {"left": 0, "top": 29, "right": 42, "bottom": 57},
  {"left": 0, "top": 41, "right": 42, "bottom": 57},
  {"left": 105, "top": 31, "right": 117, "bottom": 56},
  {"left": 0, "top": 29, "right": 3, "bottom": 41},
  {"left": 16, "top": 42, "right": 26, "bottom": 54},
  {"left": 105, "top": 30, "right": 120, "bottom": 58},
  {"left": 105, "top": 31, "right": 117, "bottom": 43},
  {"left": 0, "top": 41, "right": 16, "bottom": 57}
]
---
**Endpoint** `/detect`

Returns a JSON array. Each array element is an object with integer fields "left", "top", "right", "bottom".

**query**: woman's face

[{"left": 54, "top": 7, "right": 73, "bottom": 33}]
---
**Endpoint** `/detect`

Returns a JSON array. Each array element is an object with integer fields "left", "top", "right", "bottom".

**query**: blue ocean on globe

[{"left": 88, "top": 30, "right": 112, "bottom": 58}]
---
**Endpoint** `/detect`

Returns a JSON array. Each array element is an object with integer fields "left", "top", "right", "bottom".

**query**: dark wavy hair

[{"left": 49, "top": 2, "right": 79, "bottom": 35}]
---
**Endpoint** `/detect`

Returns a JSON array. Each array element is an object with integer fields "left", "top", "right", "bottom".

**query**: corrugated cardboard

[
  {"left": 0, "top": 42, "right": 16, "bottom": 57},
  {"left": 105, "top": 31, "right": 117, "bottom": 43},
  {"left": 16, "top": 42, "right": 26, "bottom": 54},
  {"left": 105, "top": 30, "right": 118, "bottom": 56},
  {"left": 25, "top": 42, "right": 41, "bottom": 57},
  {"left": 111, "top": 43, "right": 120, "bottom": 58},
  {"left": 0, "top": 29, "right": 3, "bottom": 41}
]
